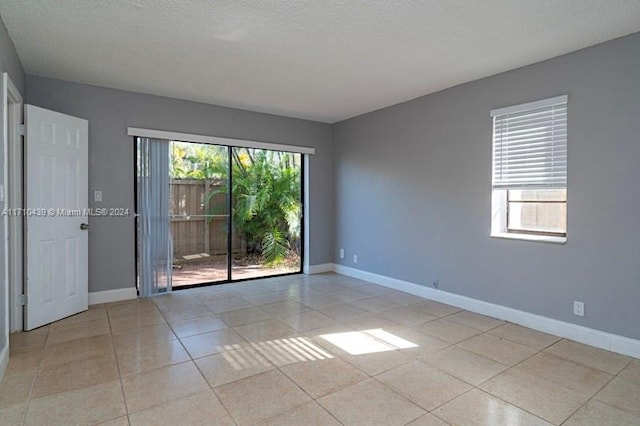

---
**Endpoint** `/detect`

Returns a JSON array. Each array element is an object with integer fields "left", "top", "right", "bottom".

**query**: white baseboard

[
  {"left": 89, "top": 287, "right": 137, "bottom": 305},
  {"left": 333, "top": 264, "right": 640, "bottom": 359},
  {"left": 304, "top": 263, "right": 334, "bottom": 275},
  {"left": 0, "top": 344, "right": 8, "bottom": 383}
]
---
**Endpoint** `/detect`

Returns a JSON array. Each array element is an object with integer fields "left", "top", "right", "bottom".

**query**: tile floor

[{"left": 1, "top": 273, "right": 639, "bottom": 425}]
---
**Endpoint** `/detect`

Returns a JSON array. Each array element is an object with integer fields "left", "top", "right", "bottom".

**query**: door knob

[{"left": 80, "top": 223, "right": 89, "bottom": 230}]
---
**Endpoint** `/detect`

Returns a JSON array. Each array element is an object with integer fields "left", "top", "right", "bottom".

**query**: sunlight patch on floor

[{"left": 320, "top": 329, "right": 418, "bottom": 355}]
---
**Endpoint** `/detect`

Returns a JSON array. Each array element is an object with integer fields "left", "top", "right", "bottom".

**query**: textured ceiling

[{"left": 1, "top": 1, "right": 639, "bottom": 123}]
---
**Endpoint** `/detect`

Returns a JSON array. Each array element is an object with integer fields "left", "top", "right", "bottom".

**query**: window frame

[
  {"left": 490, "top": 96, "right": 568, "bottom": 244},
  {"left": 505, "top": 189, "right": 567, "bottom": 238}
]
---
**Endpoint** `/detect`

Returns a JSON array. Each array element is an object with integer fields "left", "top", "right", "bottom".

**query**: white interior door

[{"left": 25, "top": 105, "right": 88, "bottom": 330}]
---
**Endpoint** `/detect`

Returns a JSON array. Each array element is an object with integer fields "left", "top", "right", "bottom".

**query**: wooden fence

[{"left": 170, "top": 179, "right": 246, "bottom": 259}]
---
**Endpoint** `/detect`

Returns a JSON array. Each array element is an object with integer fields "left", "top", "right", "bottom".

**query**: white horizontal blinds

[{"left": 492, "top": 96, "right": 567, "bottom": 189}]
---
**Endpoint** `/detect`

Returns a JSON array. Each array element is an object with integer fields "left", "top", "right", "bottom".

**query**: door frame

[{"left": 2, "top": 73, "right": 24, "bottom": 333}]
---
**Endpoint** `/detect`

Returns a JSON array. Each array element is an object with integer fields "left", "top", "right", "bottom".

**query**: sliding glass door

[
  {"left": 169, "top": 142, "right": 230, "bottom": 287},
  {"left": 137, "top": 139, "right": 303, "bottom": 290},
  {"left": 231, "top": 148, "right": 303, "bottom": 280}
]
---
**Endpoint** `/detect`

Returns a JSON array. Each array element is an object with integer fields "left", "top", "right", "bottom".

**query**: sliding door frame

[{"left": 133, "top": 136, "right": 307, "bottom": 291}]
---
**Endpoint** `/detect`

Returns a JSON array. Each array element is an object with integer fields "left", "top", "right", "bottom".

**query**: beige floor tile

[
  {"left": 195, "top": 347, "right": 275, "bottom": 387},
  {"left": 121, "top": 361, "right": 209, "bottom": 413},
  {"left": 382, "top": 291, "right": 425, "bottom": 306},
  {"left": 257, "top": 401, "right": 341, "bottom": 426},
  {"left": 350, "top": 296, "right": 401, "bottom": 313},
  {"left": 4, "top": 347, "right": 43, "bottom": 375},
  {"left": 380, "top": 306, "right": 438, "bottom": 327},
  {"left": 109, "top": 309, "right": 166, "bottom": 332},
  {"left": 318, "top": 378, "right": 426, "bottom": 425},
  {"left": 117, "top": 339, "right": 191, "bottom": 376},
  {"left": 32, "top": 353, "right": 119, "bottom": 398},
  {"left": 376, "top": 360, "right": 471, "bottom": 410},
  {"left": 545, "top": 339, "right": 632, "bottom": 374},
  {"left": 47, "top": 318, "right": 111, "bottom": 345},
  {"left": 564, "top": 399, "right": 640, "bottom": 426},
  {"left": 0, "top": 369, "right": 35, "bottom": 408},
  {"left": 406, "top": 413, "right": 449, "bottom": 426},
  {"left": 595, "top": 377, "right": 640, "bottom": 417},
  {"left": 170, "top": 314, "right": 228, "bottom": 338},
  {"left": 204, "top": 296, "right": 255, "bottom": 313},
  {"left": 480, "top": 368, "right": 588, "bottom": 424},
  {"left": 331, "top": 288, "right": 370, "bottom": 303},
  {"left": 446, "top": 311, "right": 505, "bottom": 331},
  {"left": 233, "top": 319, "right": 298, "bottom": 341},
  {"left": 129, "top": 390, "right": 234, "bottom": 426},
  {"left": 433, "top": 388, "right": 552, "bottom": 426},
  {"left": 518, "top": 352, "right": 613, "bottom": 398},
  {"left": 281, "top": 357, "right": 368, "bottom": 398},
  {"left": 241, "top": 290, "right": 292, "bottom": 305},
  {"left": 152, "top": 293, "right": 201, "bottom": 311},
  {"left": 249, "top": 336, "right": 336, "bottom": 367},
  {"left": 389, "top": 328, "right": 451, "bottom": 359},
  {"left": 342, "top": 348, "right": 413, "bottom": 376},
  {"left": 416, "top": 319, "right": 481, "bottom": 344},
  {"left": 231, "top": 283, "right": 276, "bottom": 297},
  {"left": 618, "top": 359, "right": 640, "bottom": 384},
  {"left": 160, "top": 304, "right": 212, "bottom": 323},
  {"left": 300, "top": 294, "right": 342, "bottom": 309},
  {"left": 260, "top": 300, "right": 310, "bottom": 317},
  {"left": 0, "top": 403, "right": 27, "bottom": 426},
  {"left": 25, "top": 380, "right": 126, "bottom": 426},
  {"left": 488, "top": 323, "right": 560, "bottom": 350},
  {"left": 192, "top": 286, "right": 238, "bottom": 301},
  {"left": 107, "top": 299, "right": 157, "bottom": 317},
  {"left": 316, "top": 302, "right": 369, "bottom": 321},
  {"left": 180, "top": 328, "right": 247, "bottom": 358},
  {"left": 98, "top": 416, "right": 130, "bottom": 426},
  {"left": 350, "top": 283, "right": 394, "bottom": 297},
  {"left": 287, "top": 288, "right": 324, "bottom": 303},
  {"left": 217, "top": 307, "right": 274, "bottom": 327},
  {"left": 280, "top": 310, "right": 337, "bottom": 332},
  {"left": 214, "top": 369, "right": 312, "bottom": 425},
  {"left": 112, "top": 323, "right": 177, "bottom": 353},
  {"left": 411, "top": 300, "right": 461, "bottom": 317},
  {"left": 40, "top": 334, "right": 113, "bottom": 370},
  {"left": 458, "top": 333, "right": 537, "bottom": 366},
  {"left": 425, "top": 346, "right": 508, "bottom": 386},
  {"left": 9, "top": 327, "right": 49, "bottom": 351},
  {"left": 340, "top": 314, "right": 399, "bottom": 332},
  {"left": 52, "top": 307, "right": 108, "bottom": 327}
]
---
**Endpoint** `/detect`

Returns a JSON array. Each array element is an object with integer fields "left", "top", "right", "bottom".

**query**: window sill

[{"left": 490, "top": 232, "right": 566, "bottom": 244}]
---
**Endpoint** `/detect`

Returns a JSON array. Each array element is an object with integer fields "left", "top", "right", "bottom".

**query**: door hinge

[
  {"left": 17, "top": 294, "right": 27, "bottom": 306},
  {"left": 18, "top": 124, "right": 25, "bottom": 136}
]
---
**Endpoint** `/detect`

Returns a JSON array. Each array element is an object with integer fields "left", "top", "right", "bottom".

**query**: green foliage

[
  {"left": 171, "top": 141, "right": 301, "bottom": 266},
  {"left": 227, "top": 148, "right": 302, "bottom": 266}
]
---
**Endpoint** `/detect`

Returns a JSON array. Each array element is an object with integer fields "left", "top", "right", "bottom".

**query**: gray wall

[
  {"left": 0, "top": 16, "right": 24, "bottom": 357},
  {"left": 333, "top": 32, "right": 640, "bottom": 340},
  {"left": 26, "top": 76, "right": 334, "bottom": 293}
]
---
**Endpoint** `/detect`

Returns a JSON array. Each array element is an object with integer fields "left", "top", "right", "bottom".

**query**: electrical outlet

[
  {"left": 94, "top": 190, "right": 103, "bottom": 202},
  {"left": 573, "top": 301, "right": 585, "bottom": 317},
  {"left": 432, "top": 280, "right": 439, "bottom": 289},
  {"left": 353, "top": 255, "right": 358, "bottom": 264},
  {"left": 340, "top": 248, "right": 344, "bottom": 259}
]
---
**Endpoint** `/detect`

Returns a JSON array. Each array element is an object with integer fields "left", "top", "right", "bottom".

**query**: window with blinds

[{"left": 490, "top": 95, "right": 568, "bottom": 241}]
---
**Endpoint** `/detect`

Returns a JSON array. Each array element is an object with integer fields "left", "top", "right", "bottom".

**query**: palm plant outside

[{"left": 170, "top": 141, "right": 302, "bottom": 267}]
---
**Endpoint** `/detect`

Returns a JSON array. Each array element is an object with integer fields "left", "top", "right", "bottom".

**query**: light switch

[{"left": 94, "top": 190, "right": 102, "bottom": 202}]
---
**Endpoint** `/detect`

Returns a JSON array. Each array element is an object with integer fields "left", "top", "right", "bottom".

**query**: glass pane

[
  {"left": 508, "top": 188, "right": 567, "bottom": 202},
  {"left": 169, "top": 141, "right": 229, "bottom": 286},
  {"left": 508, "top": 201, "right": 566, "bottom": 234},
  {"left": 231, "top": 148, "right": 303, "bottom": 280}
]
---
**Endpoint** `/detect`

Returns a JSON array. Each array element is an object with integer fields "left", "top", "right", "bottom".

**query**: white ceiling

[{"left": 1, "top": 1, "right": 639, "bottom": 123}]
